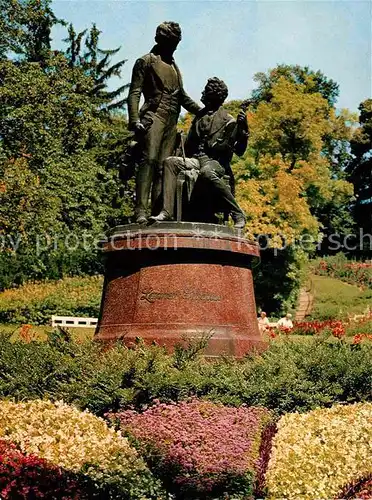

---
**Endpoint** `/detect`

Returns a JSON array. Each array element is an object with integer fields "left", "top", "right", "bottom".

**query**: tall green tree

[
  {"left": 64, "top": 23, "right": 129, "bottom": 113},
  {"left": 0, "top": 1, "right": 133, "bottom": 286},
  {"left": 0, "top": 0, "right": 64, "bottom": 63},
  {"left": 348, "top": 99, "right": 372, "bottom": 236},
  {"left": 0, "top": 56, "right": 94, "bottom": 285},
  {"left": 0, "top": 54, "right": 106, "bottom": 236}
]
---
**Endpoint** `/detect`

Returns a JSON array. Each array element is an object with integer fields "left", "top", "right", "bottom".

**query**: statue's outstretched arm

[{"left": 179, "top": 87, "right": 201, "bottom": 115}]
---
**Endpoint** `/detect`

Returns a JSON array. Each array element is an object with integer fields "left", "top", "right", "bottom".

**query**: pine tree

[
  {"left": 64, "top": 23, "right": 129, "bottom": 113},
  {"left": 0, "top": 0, "right": 64, "bottom": 64},
  {"left": 63, "top": 23, "right": 134, "bottom": 227}
]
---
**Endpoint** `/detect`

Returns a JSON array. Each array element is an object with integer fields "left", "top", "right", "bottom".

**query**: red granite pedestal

[{"left": 94, "top": 222, "right": 265, "bottom": 357}]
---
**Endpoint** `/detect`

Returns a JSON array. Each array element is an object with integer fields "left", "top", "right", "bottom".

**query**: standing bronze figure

[
  {"left": 150, "top": 77, "right": 249, "bottom": 228},
  {"left": 127, "top": 22, "right": 201, "bottom": 224}
]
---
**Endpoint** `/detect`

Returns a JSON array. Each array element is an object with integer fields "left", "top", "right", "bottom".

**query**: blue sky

[{"left": 52, "top": 0, "right": 371, "bottom": 113}]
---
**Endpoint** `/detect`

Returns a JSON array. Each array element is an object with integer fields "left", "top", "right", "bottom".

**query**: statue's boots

[
  {"left": 148, "top": 210, "right": 172, "bottom": 224},
  {"left": 232, "top": 212, "right": 246, "bottom": 229},
  {"left": 135, "top": 211, "right": 148, "bottom": 224}
]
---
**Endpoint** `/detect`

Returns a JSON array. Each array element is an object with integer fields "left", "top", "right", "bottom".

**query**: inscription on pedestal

[{"left": 140, "top": 288, "right": 221, "bottom": 304}]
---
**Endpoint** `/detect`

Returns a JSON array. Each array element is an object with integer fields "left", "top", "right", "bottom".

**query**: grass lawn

[
  {"left": 310, "top": 274, "right": 372, "bottom": 320},
  {"left": 0, "top": 323, "right": 95, "bottom": 342}
]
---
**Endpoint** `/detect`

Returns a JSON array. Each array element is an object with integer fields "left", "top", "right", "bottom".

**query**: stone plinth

[{"left": 94, "top": 222, "right": 264, "bottom": 357}]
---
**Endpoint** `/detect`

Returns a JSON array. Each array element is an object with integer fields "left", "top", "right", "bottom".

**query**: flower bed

[
  {"left": 271, "top": 317, "right": 372, "bottom": 341},
  {"left": 353, "top": 334, "right": 372, "bottom": 344},
  {"left": 290, "top": 319, "right": 345, "bottom": 336},
  {"left": 109, "top": 400, "right": 274, "bottom": 498},
  {"left": 0, "top": 400, "right": 165, "bottom": 499},
  {"left": 265, "top": 402, "right": 372, "bottom": 499},
  {"left": 313, "top": 255, "right": 372, "bottom": 289},
  {"left": 0, "top": 439, "right": 82, "bottom": 499}
]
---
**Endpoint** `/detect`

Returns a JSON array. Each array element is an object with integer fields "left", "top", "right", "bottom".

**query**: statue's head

[
  {"left": 201, "top": 77, "right": 229, "bottom": 107},
  {"left": 155, "top": 22, "right": 182, "bottom": 52}
]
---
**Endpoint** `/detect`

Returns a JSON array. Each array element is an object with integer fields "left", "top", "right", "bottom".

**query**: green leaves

[
  {"left": 0, "top": 3, "right": 132, "bottom": 286},
  {"left": 0, "top": 0, "right": 65, "bottom": 63},
  {"left": 252, "top": 64, "right": 340, "bottom": 107},
  {"left": 348, "top": 99, "right": 372, "bottom": 235}
]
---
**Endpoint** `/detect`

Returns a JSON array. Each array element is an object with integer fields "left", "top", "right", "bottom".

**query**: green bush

[
  {"left": 0, "top": 275, "right": 102, "bottom": 324},
  {"left": 0, "top": 244, "right": 104, "bottom": 292},
  {"left": 0, "top": 332, "right": 371, "bottom": 417}
]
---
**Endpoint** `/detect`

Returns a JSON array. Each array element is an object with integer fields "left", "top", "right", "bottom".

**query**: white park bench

[{"left": 51, "top": 316, "right": 98, "bottom": 328}]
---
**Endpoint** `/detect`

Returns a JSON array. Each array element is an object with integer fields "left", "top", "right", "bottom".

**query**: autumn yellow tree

[
  {"left": 234, "top": 77, "right": 354, "bottom": 246},
  {"left": 231, "top": 76, "right": 355, "bottom": 311}
]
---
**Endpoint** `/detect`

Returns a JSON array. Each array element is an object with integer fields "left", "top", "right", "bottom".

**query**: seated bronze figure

[{"left": 149, "top": 77, "right": 249, "bottom": 228}]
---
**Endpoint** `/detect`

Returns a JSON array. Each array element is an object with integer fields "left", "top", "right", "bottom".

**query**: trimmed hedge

[{"left": 0, "top": 331, "right": 371, "bottom": 417}]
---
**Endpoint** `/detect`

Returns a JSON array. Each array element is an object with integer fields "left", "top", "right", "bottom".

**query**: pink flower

[{"left": 108, "top": 400, "right": 274, "bottom": 496}]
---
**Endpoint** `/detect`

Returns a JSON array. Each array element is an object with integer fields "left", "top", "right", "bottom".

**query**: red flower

[
  {"left": 19, "top": 324, "right": 33, "bottom": 343},
  {"left": 0, "top": 440, "right": 81, "bottom": 498},
  {"left": 332, "top": 325, "right": 345, "bottom": 339},
  {"left": 353, "top": 334, "right": 372, "bottom": 344}
]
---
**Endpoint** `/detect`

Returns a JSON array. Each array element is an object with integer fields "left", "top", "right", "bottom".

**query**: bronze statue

[
  {"left": 127, "top": 22, "right": 201, "bottom": 224},
  {"left": 149, "top": 77, "right": 249, "bottom": 228}
]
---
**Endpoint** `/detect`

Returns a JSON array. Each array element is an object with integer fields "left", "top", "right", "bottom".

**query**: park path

[{"left": 295, "top": 278, "right": 314, "bottom": 321}]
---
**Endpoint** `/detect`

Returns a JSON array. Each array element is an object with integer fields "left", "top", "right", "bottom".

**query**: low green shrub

[
  {"left": 0, "top": 332, "right": 371, "bottom": 417},
  {"left": 0, "top": 276, "right": 102, "bottom": 324},
  {"left": 0, "top": 238, "right": 104, "bottom": 292}
]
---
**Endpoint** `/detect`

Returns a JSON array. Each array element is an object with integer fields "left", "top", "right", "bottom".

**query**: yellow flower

[
  {"left": 0, "top": 400, "right": 147, "bottom": 476},
  {"left": 265, "top": 402, "right": 372, "bottom": 499}
]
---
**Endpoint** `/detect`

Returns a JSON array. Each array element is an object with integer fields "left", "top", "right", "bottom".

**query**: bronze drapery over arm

[{"left": 127, "top": 58, "right": 146, "bottom": 127}]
